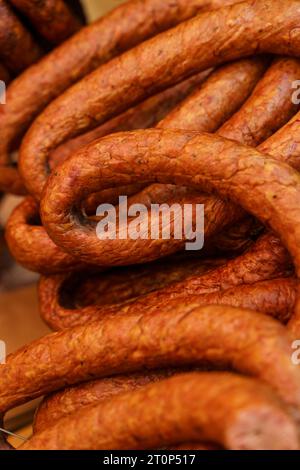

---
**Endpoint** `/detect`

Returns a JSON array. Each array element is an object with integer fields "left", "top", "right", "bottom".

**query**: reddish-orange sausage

[
  {"left": 0, "top": 0, "right": 42, "bottom": 74},
  {"left": 0, "top": 0, "right": 238, "bottom": 194},
  {"left": 217, "top": 57, "right": 300, "bottom": 146},
  {"left": 34, "top": 369, "right": 219, "bottom": 450},
  {"left": 169, "top": 443, "right": 220, "bottom": 450},
  {"left": 21, "top": 373, "right": 299, "bottom": 450},
  {"left": 149, "top": 232, "right": 293, "bottom": 298},
  {"left": 194, "top": 278, "right": 297, "bottom": 323},
  {"left": 5, "top": 197, "right": 86, "bottom": 273},
  {"left": 259, "top": 110, "right": 300, "bottom": 172},
  {"left": 9, "top": 0, "right": 82, "bottom": 44},
  {"left": 5, "top": 73, "right": 213, "bottom": 274},
  {"left": 0, "top": 305, "right": 300, "bottom": 416},
  {"left": 49, "top": 70, "right": 212, "bottom": 167},
  {"left": 19, "top": 0, "right": 300, "bottom": 200},
  {"left": 7, "top": 190, "right": 239, "bottom": 272},
  {"left": 37, "top": 257, "right": 229, "bottom": 329},
  {"left": 38, "top": 272, "right": 297, "bottom": 330}
]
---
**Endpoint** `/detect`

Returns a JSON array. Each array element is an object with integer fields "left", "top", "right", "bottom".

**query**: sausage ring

[
  {"left": 22, "top": 372, "right": 299, "bottom": 450},
  {"left": 1, "top": 305, "right": 300, "bottom": 417}
]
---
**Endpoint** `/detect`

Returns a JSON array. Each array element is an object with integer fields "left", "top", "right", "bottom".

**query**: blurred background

[{"left": 0, "top": 0, "right": 126, "bottom": 443}]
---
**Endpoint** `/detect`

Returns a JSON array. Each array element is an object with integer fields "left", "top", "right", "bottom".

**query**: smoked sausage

[
  {"left": 49, "top": 70, "right": 212, "bottom": 167},
  {"left": 38, "top": 272, "right": 297, "bottom": 330},
  {"left": 33, "top": 370, "right": 180, "bottom": 434},
  {"left": 0, "top": 0, "right": 42, "bottom": 74},
  {"left": 125, "top": 57, "right": 300, "bottom": 256}
]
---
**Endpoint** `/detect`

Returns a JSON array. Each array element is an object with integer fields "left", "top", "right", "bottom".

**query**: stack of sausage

[{"left": 2, "top": 0, "right": 300, "bottom": 450}]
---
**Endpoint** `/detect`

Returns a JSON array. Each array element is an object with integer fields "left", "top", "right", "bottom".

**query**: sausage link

[
  {"left": 40, "top": 130, "right": 300, "bottom": 272},
  {"left": 60, "top": 234, "right": 289, "bottom": 336},
  {"left": 0, "top": 63, "right": 10, "bottom": 84},
  {"left": 126, "top": 57, "right": 300, "bottom": 259},
  {"left": 159, "top": 57, "right": 268, "bottom": 133},
  {"left": 33, "top": 370, "right": 181, "bottom": 434},
  {"left": 7, "top": 58, "right": 264, "bottom": 274},
  {"left": 0, "top": 304, "right": 300, "bottom": 417},
  {"left": 259, "top": 110, "right": 300, "bottom": 172},
  {"left": 0, "top": 0, "right": 237, "bottom": 194},
  {"left": 52, "top": 55, "right": 264, "bottom": 216},
  {"left": 142, "top": 109, "right": 300, "bottom": 325},
  {"left": 21, "top": 373, "right": 299, "bottom": 450},
  {"left": 19, "top": 0, "right": 300, "bottom": 200},
  {"left": 0, "top": 0, "right": 42, "bottom": 73},
  {"left": 169, "top": 443, "right": 219, "bottom": 450},
  {"left": 37, "top": 257, "right": 232, "bottom": 330},
  {"left": 203, "top": 216, "right": 262, "bottom": 257},
  {"left": 194, "top": 278, "right": 297, "bottom": 323},
  {"left": 43, "top": 143, "right": 245, "bottom": 265},
  {"left": 50, "top": 70, "right": 212, "bottom": 168},
  {"left": 9, "top": 0, "right": 82, "bottom": 44},
  {"left": 217, "top": 57, "right": 300, "bottom": 147}
]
